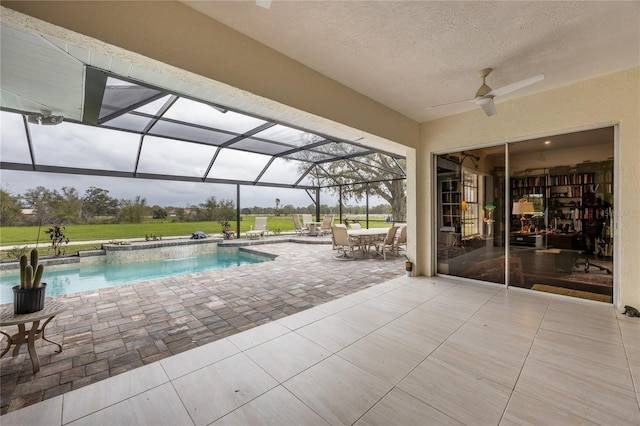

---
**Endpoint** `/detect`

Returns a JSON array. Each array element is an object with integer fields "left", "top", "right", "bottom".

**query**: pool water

[{"left": 0, "top": 250, "right": 269, "bottom": 303}]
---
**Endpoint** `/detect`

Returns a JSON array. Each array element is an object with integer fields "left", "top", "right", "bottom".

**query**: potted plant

[
  {"left": 404, "top": 254, "right": 413, "bottom": 276},
  {"left": 219, "top": 220, "right": 234, "bottom": 240},
  {"left": 13, "top": 248, "right": 47, "bottom": 314}
]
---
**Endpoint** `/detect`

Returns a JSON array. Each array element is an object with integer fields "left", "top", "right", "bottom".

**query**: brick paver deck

[{"left": 0, "top": 239, "right": 405, "bottom": 414}]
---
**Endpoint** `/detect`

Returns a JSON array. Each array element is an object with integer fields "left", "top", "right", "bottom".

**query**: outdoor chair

[
  {"left": 246, "top": 217, "right": 267, "bottom": 239},
  {"left": 301, "top": 214, "right": 313, "bottom": 227},
  {"left": 319, "top": 214, "right": 334, "bottom": 236},
  {"left": 374, "top": 226, "right": 398, "bottom": 260},
  {"left": 293, "top": 214, "right": 309, "bottom": 236},
  {"left": 332, "top": 224, "right": 361, "bottom": 258},
  {"left": 394, "top": 225, "right": 407, "bottom": 255},
  {"left": 349, "top": 222, "right": 362, "bottom": 230}
]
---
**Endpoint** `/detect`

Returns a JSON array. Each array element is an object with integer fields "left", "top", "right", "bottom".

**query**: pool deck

[{"left": 0, "top": 237, "right": 405, "bottom": 414}]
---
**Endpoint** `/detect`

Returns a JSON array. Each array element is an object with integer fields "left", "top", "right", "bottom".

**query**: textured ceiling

[{"left": 183, "top": 1, "right": 640, "bottom": 122}]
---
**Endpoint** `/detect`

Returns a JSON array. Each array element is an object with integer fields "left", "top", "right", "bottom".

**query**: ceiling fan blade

[
  {"left": 488, "top": 74, "right": 544, "bottom": 97},
  {"left": 476, "top": 97, "right": 497, "bottom": 116},
  {"left": 428, "top": 97, "right": 475, "bottom": 109}
]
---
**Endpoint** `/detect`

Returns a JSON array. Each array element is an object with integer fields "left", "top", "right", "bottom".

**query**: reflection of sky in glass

[
  {"left": 0, "top": 111, "right": 31, "bottom": 163},
  {"left": 29, "top": 121, "right": 139, "bottom": 170},
  {"left": 164, "top": 98, "right": 267, "bottom": 134},
  {"left": 253, "top": 125, "right": 320, "bottom": 146},
  {"left": 207, "top": 148, "right": 271, "bottom": 181},
  {"left": 134, "top": 94, "right": 171, "bottom": 115},
  {"left": 137, "top": 136, "right": 217, "bottom": 177}
]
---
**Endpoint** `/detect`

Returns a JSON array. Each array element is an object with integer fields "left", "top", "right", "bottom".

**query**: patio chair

[
  {"left": 394, "top": 225, "right": 407, "bottom": 255},
  {"left": 349, "top": 222, "right": 362, "bottom": 230},
  {"left": 301, "top": 214, "right": 313, "bottom": 227},
  {"left": 292, "top": 214, "right": 309, "bottom": 236},
  {"left": 319, "top": 214, "right": 334, "bottom": 236},
  {"left": 246, "top": 217, "right": 267, "bottom": 239},
  {"left": 374, "top": 226, "right": 398, "bottom": 260},
  {"left": 332, "top": 224, "right": 361, "bottom": 258}
]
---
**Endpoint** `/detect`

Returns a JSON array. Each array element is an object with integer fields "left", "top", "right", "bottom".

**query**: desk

[{"left": 0, "top": 301, "right": 66, "bottom": 373}]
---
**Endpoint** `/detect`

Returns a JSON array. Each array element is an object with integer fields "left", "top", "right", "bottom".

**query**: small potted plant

[
  {"left": 13, "top": 248, "right": 47, "bottom": 314},
  {"left": 219, "top": 220, "right": 234, "bottom": 240},
  {"left": 404, "top": 254, "right": 413, "bottom": 277}
]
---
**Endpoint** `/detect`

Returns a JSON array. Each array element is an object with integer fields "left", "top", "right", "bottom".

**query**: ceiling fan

[{"left": 430, "top": 68, "right": 544, "bottom": 116}]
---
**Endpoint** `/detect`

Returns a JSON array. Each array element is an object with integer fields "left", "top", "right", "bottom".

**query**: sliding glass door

[
  {"left": 435, "top": 127, "right": 615, "bottom": 303},
  {"left": 435, "top": 146, "right": 506, "bottom": 284}
]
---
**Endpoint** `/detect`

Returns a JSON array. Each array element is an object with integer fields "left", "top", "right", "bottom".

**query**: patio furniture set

[{"left": 333, "top": 223, "right": 407, "bottom": 260}]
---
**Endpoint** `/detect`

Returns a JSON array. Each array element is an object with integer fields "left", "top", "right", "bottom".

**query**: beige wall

[{"left": 419, "top": 68, "right": 640, "bottom": 307}]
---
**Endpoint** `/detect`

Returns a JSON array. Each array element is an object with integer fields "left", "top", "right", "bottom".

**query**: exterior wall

[{"left": 418, "top": 68, "right": 640, "bottom": 308}]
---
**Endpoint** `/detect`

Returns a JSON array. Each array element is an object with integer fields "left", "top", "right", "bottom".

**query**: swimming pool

[{"left": 0, "top": 249, "right": 270, "bottom": 303}]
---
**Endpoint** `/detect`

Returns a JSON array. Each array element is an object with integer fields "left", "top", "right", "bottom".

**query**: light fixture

[
  {"left": 512, "top": 199, "right": 535, "bottom": 232},
  {"left": 27, "top": 113, "right": 64, "bottom": 126}
]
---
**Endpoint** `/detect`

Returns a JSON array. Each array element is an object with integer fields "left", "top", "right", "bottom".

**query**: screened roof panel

[
  {"left": 251, "top": 125, "right": 323, "bottom": 147},
  {"left": 163, "top": 98, "right": 268, "bottom": 134},
  {"left": 1, "top": 70, "right": 406, "bottom": 190},
  {"left": 99, "top": 78, "right": 164, "bottom": 121},
  {"left": 0, "top": 111, "right": 31, "bottom": 163},
  {"left": 134, "top": 95, "right": 173, "bottom": 115},
  {"left": 230, "top": 137, "right": 291, "bottom": 156},
  {"left": 206, "top": 148, "right": 271, "bottom": 182},
  {"left": 100, "top": 113, "right": 153, "bottom": 133},
  {"left": 137, "top": 136, "right": 216, "bottom": 177},
  {"left": 148, "top": 119, "right": 236, "bottom": 146},
  {"left": 258, "top": 157, "right": 309, "bottom": 185},
  {"left": 29, "top": 121, "right": 139, "bottom": 171}
]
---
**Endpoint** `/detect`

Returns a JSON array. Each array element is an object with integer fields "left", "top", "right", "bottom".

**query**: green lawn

[{"left": 0, "top": 215, "right": 391, "bottom": 253}]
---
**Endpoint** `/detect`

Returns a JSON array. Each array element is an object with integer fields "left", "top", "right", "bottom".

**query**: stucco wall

[{"left": 418, "top": 68, "right": 640, "bottom": 307}]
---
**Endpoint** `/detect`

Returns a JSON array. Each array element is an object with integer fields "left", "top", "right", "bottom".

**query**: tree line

[{"left": 0, "top": 186, "right": 392, "bottom": 226}]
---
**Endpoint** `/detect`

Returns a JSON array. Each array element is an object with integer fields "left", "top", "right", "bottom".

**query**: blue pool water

[{"left": 0, "top": 250, "right": 269, "bottom": 304}]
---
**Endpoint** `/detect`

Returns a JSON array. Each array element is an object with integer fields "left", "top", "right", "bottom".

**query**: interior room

[{"left": 436, "top": 127, "right": 614, "bottom": 302}]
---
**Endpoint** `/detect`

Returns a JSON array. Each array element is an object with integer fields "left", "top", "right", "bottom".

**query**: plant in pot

[
  {"left": 13, "top": 248, "right": 46, "bottom": 314},
  {"left": 404, "top": 254, "right": 413, "bottom": 276},
  {"left": 219, "top": 220, "right": 234, "bottom": 240}
]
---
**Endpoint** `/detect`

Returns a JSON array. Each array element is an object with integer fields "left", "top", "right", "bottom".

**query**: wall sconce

[{"left": 512, "top": 199, "right": 534, "bottom": 232}]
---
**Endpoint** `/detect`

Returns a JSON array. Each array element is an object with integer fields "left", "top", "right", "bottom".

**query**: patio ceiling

[{"left": 0, "top": 22, "right": 405, "bottom": 191}]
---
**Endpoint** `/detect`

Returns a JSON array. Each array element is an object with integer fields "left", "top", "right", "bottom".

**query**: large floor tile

[
  {"left": 0, "top": 396, "right": 62, "bottom": 426},
  {"left": 284, "top": 355, "right": 390, "bottom": 425},
  {"left": 245, "top": 332, "right": 329, "bottom": 382},
  {"left": 66, "top": 383, "right": 192, "bottom": 426},
  {"left": 295, "top": 314, "right": 372, "bottom": 352},
  {"left": 62, "top": 362, "right": 170, "bottom": 424},
  {"left": 337, "top": 332, "right": 425, "bottom": 386},
  {"left": 227, "top": 321, "right": 291, "bottom": 351},
  {"left": 515, "top": 356, "right": 640, "bottom": 425},
  {"left": 160, "top": 338, "right": 239, "bottom": 380},
  {"left": 277, "top": 306, "right": 330, "bottom": 330},
  {"left": 500, "top": 390, "right": 599, "bottom": 425},
  {"left": 398, "top": 356, "right": 512, "bottom": 425},
  {"left": 172, "top": 352, "right": 278, "bottom": 425},
  {"left": 355, "top": 388, "right": 463, "bottom": 426},
  {"left": 212, "top": 385, "right": 329, "bottom": 426}
]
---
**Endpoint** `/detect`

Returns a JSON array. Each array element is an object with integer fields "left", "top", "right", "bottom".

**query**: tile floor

[
  {"left": 1, "top": 239, "right": 405, "bottom": 414},
  {"left": 2, "top": 275, "right": 639, "bottom": 425}
]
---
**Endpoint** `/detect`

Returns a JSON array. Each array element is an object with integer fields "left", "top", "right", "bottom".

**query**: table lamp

[{"left": 512, "top": 199, "right": 534, "bottom": 232}]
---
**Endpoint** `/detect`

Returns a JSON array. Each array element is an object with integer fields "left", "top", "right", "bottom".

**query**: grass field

[{"left": 0, "top": 215, "right": 391, "bottom": 260}]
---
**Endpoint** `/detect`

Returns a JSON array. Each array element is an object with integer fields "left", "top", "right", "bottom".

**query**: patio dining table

[{"left": 348, "top": 228, "right": 390, "bottom": 255}]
